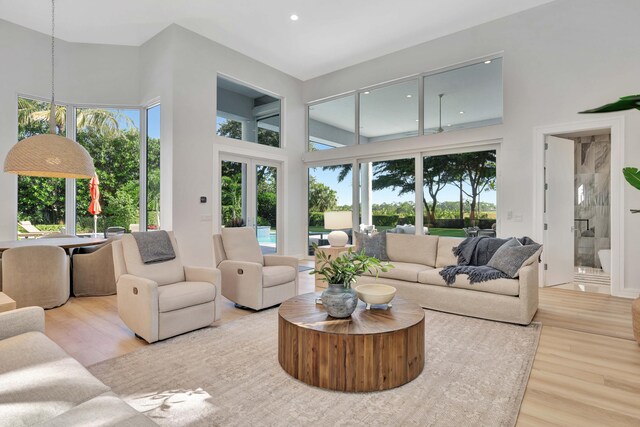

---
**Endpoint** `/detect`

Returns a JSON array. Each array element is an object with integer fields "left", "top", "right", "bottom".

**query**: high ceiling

[{"left": 0, "top": 0, "right": 554, "bottom": 80}]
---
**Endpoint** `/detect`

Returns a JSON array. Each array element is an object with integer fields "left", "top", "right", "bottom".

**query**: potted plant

[
  {"left": 310, "top": 245, "right": 392, "bottom": 318},
  {"left": 581, "top": 95, "right": 640, "bottom": 343}
]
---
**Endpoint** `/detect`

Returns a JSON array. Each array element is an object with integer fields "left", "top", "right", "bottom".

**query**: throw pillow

[
  {"left": 354, "top": 231, "right": 388, "bottom": 261},
  {"left": 487, "top": 238, "right": 542, "bottom": 278}
]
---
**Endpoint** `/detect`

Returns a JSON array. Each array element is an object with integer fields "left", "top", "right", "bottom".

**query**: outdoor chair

[
  {"left": 112, "top": 231, "right": 221, "bottom": 343},
  {"left": 2, "top": 246, "right": 70, "bottom": 309},
  {"left": 213, "top": 227, "right": 298, "bottom": 310},
  {"left": 104, "top": 226, "right": 126, "bottom": 238}
]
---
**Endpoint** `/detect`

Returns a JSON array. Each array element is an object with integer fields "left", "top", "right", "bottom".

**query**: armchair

[
  {"left": 213, "top": 227, "right": 298, "bottom": 310},
  {"left": 113, "top": 232, "right": 221, "bottom": 343}
]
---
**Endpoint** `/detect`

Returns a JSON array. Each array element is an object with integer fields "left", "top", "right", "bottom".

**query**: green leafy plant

[
  {"left": 580, "top": 95, "right": 640, "bottom": 213},
  {"left": 310, "top": 244, "right": 393, "bottom": 288}
]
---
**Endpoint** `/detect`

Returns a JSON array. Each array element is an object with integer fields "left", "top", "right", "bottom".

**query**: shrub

[{"left": 372, "top": 214, "right": 399, "bottom": 226}]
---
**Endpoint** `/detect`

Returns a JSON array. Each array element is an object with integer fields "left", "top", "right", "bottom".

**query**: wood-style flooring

[{"left": 43, "top": 263, "right": 640, "bottom": 426}]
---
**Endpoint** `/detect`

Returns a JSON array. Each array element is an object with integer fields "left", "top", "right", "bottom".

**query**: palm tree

[{"left": 18, "top": 98, "right": 134, "bottom": 136}]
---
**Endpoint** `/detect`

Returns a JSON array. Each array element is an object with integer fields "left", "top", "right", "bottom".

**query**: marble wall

[{"left": 573, "top": 134, "right": 610, "bottom": 268}]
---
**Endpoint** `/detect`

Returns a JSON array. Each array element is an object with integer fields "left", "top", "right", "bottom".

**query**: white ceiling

[{"left": 0, "top": 0, "right": 554, "bottom": 81}]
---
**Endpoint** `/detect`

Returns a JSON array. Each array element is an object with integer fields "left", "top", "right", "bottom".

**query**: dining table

[{"left": 0, "top": 237, "right": 107, "bottom": 254}]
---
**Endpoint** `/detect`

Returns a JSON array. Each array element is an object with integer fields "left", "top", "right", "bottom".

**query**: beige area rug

[{"left": 89, "top": 308, "right": 540, "bottom": 427}]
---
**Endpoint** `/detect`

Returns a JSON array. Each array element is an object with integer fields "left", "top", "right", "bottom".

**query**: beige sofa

[
  {"left": 0, "top": 307, "right": 156, "bottom": 426},
  {"left": 355, "top": 234, "right": 539, "bottom": 325}
]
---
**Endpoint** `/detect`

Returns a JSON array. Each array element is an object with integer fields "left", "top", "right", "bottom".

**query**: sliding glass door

[{"left": 220, "top": 154, "right": 282, "bottom": 254}]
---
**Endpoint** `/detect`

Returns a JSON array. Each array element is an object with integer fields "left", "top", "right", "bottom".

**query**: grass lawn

[{"left": 308, "top": 226, "right": 465, "bottom": 238}]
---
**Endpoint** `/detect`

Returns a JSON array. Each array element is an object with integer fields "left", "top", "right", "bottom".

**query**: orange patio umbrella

[{"left": 88, "top": 174, "right": 101, "bottom": 236}]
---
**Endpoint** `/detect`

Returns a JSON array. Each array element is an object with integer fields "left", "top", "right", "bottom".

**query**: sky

[{"left": 117, "top": 106, "right": 160, "bottom": 138}]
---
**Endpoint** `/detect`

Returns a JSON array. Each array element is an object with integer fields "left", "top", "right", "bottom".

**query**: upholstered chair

[
  {"left": 213, "top": 227, "right": 298, "bottom": 310},
  {"left": 2, "top": 246, "right": 70, "bottom": 309},
  {"left": 72, "top": 236, "right": 122, "bottom": 297},
  {"left": 112, "top": 232, "right": 221, "bottom": 343}
]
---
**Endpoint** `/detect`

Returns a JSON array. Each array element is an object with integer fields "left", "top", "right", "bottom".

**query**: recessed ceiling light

[
  {"left": 406, "top": 94, "right": 412, "bottom": 98},
  {"left": 290, "top": 14, "right": 299, "bottom": 21},
  {"left": 447, "top": 124, "right": 452, "bottom": 127},
  {"left": 363, "top": 91, "right": 370, "bottom": 95},
  {"left": 459, "top": 111, "right": 464, "bottom": 114},
  {"left": 484, "top": 60, "right": 492, "bottom": 64},
  {"left": 415, "top": 119, "right": 419, "bottom": 122}
]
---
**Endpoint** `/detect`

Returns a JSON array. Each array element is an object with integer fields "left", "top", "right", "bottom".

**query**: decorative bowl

[{"left": 355, "top": 284, "right": 397, "bottom": 309}]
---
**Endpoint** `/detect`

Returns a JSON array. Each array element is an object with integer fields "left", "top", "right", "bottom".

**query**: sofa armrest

[
  {"left": 185, "top": 266, "right": 222, "bottom": 322},
  {"left": 517, "top": 262, "right": 540, "bottom": 324},
  {"left": 0, "top": 307, "right": 45, "bottom": 340},
  {"left": 264, "top": 255, "right": 298, "bottom": 269},
  {"left": 116, "top": 274, "right": 159, "bottom": 343}
]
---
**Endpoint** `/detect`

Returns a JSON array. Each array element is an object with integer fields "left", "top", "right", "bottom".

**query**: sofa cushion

[
  {"left": 362, "top": 261, "right": 433, "bottom": 282},
  {"left": 42, "top": 391, "right": 157, "bottom": 427},
  {"left": 386, "top": 234, "right": 439, "bottom": 266},
  {"left": 487, "top": 239, "right": 542, "bottom": 278},
  {"left": 221, "top": 227, "right": 264, "bottom": 265},
  {"left": 0, "top": 332, "right": 111, "bottom": 427},
  {"left": 158, "top": 281, "right": 216, "bottom": 313},
  {"left": 121, "top": 232, "right": 185, "bottom": 286},
  {"left": 354, "top": 231, "right": 388, "bottom": 261},
  {"left": 263, "top": 265, "right": 297, "bottom": 288},
  {"left": 436, "top": 237, "right": 464, "bottom": 268},
  {"left": 418, "top": 268, "right": 519, "bottom": 296}
]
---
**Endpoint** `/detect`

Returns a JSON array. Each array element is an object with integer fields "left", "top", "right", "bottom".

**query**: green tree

[
  {"left": 449, "top": 151, "right": 496, "bottom": 224},
  {"left": 308, "top": 176, "right": 338, "bottom": 212}
]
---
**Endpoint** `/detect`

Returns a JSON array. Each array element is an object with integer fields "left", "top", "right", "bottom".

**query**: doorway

[
  {"left": 534, "top": 117, "right": 626, "bottom": 297},
  {"left": 544, "top": 131, "right": 611, "bottom": 294},
  {"left": 219, "top": 154, "right": 282, "bottom": 254}
]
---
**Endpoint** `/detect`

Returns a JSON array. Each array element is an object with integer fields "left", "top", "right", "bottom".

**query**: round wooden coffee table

[{"left": 278, "top": 292, "right": 425, "bottom": 392}]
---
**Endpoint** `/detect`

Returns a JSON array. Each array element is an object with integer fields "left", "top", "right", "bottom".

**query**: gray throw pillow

[
  {"left": 487, "top": 237, "right": 542, "bottom": 278},
  {"left": 354, "top": 231, "right": 388, "bottom": 261}
]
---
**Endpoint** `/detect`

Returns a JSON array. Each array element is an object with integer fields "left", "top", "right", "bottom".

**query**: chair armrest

[
  {"left": 0, "top": 307, "right": 45, "bottom": 340},
  {"left": 184, "top": 266, "right": 221, "bottom": 285},
  {"left": 184, "top": 266, "right": 222, "bottom": 321},
  {"left": 263, "top": 255, "right": 299, "bottom": 269},
  {"left": 218, "top": 260, "right": 264, "bottom": 309},
  {"left": 116, "top": 274, "right": 159, "bottom": 343}
]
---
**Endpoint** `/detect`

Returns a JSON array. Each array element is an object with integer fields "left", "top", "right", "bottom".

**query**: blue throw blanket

[{"left": 440, "top": 237, "right": 524, "bottom": 285}]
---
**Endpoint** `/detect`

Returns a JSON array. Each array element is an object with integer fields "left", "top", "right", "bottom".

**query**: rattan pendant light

[{"left": 3, "top": 0, "right": 95, "bottom": 179}]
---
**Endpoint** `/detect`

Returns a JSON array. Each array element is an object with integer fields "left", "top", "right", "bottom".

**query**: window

[
  {"left": 308, "top": 95, "right": 356, "bottom": 150},
  {"left": 308, "top": 164, "right": 353, "bottom": 254},
  {"left": 424, "top": 58, "right": 503, "bottom": 134},
  {"left": 360, "top": 80, "right": 419, "bottom": 143},
  {"left": 146, "top": 104, "right": 161, "bottom": 230},
  {"left": 75, "top": 108, "right": 141, "bottom": 235},
  {"left": 359, "top": 158, "right": 416, "bottom": 231},
  {"left": 216, "top": 76, "right": 281, "bottom": 147},
  {"left": 422, "top": 150, "right": 497, "bottom": 236},
  {"left": 16, "top": 97, "right": 66, "bottom": 236}
]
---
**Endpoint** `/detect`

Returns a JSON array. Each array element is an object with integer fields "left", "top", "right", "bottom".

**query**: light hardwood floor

[{"left": 43, "top": 265, "right": 639, "bottom": 426}]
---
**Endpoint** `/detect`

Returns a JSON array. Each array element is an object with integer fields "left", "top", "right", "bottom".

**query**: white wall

[
  {"left": 142, "top": 25, "right": 305, "bottom": 267},
  {"left": 0, "top": 19, "right": 140, "bottom": 241},
  {"left": 302, "top": 0, "right": 640, "bottom": 295}
]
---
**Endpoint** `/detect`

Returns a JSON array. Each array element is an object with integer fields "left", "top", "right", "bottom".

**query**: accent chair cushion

[
  {"left": 487, "top": 238, "right": 542, "bottom": 278},
  {"left": 121, "top": 232, "right": 185, "bottom": 286},
  {"left": 354, "top": 231, "right": 388, "bottom": 261},
  {"left": 386, "top": 234, "right": 439, "bottom": 266},
  {"left": 158, "top": 282, "right": 216, "bottom": 313},
  {"left": 221, "top": 227, "right": 264, "bottom": 265},
  {"left": 262, "top": 266, "right": 297, "bottom": 288}
]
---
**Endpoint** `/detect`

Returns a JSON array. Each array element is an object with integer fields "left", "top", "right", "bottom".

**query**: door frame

[
  {"left": 216, "top": 152, "right": 284, "bottom": 255},
  {"left": 533, "top": 116, "right": 627, "bottom": 297}
]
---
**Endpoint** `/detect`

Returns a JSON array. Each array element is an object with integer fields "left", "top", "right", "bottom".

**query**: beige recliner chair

[
  {"left": 213, "top": 227, "right": 298, "bottom": 310},
  {"left": 112, "top": 232, "right": 221, "bottom": 343}
]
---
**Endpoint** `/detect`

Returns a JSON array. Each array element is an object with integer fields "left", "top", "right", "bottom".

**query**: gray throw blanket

[
  {"left": 439, "top": 236, "right": 537, "bottom": 285},
  {"left": 132, "top": 230, "right": 176, "bottom": 264}
]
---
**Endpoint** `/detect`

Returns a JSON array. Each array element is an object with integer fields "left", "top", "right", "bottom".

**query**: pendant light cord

[{"left": 49, "top": 0, "right": 56, "bottom": 134}]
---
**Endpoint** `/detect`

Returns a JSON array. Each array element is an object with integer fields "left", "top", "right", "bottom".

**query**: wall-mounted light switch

[{"left": 200, "top": 196, "right": 207, "bottom": 203}]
